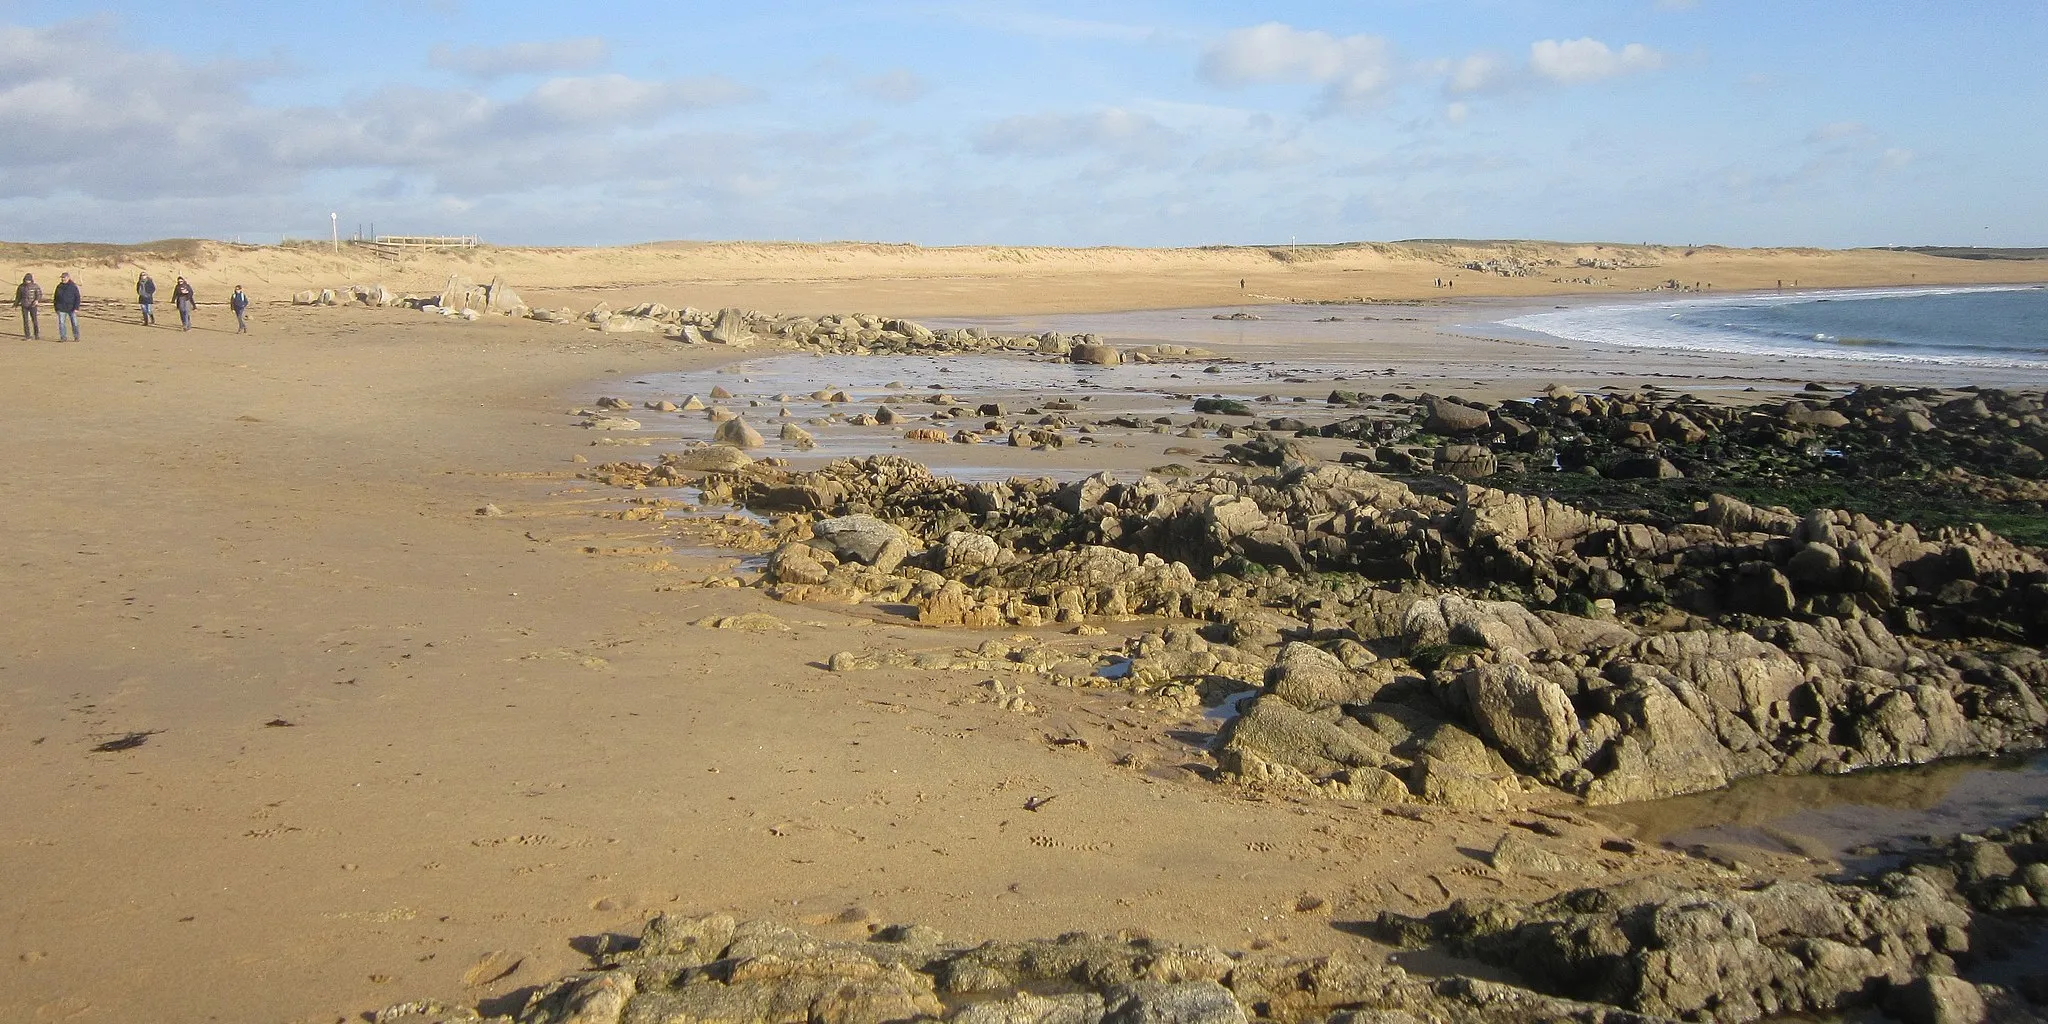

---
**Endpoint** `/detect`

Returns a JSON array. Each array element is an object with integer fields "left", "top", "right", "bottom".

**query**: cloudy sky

[{"left": 0, "top": 1, "right": 2040, "bottom": 247}]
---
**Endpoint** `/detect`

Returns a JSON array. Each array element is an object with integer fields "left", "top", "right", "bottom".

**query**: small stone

[{"left": 694, "top": 613, "right": 789, "bottom": 631}]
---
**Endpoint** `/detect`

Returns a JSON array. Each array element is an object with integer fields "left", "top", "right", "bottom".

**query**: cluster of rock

[
  {"left": 1310, "top": 385, "right": 2048, "bottom": 486},
  {"left": 382, "top": 911, "right": 1717, "bottom": 1024},
  {"left": 569, "top": 304, "right": 1211, "bottom": 364},
  {"left": 300, "top": 281, "right": 1226, "bottom": 366},
  {"left": 293, "top": 275, "right": 527, "bottom": 321},
  {"left": 1376, "top": 812, "right": 2048, "bottom": 1023},
  {"left": 292, "top": 283, "right": 396, "bottom": 307},
  {"left": 599, "top": 445, "right": 2048, "bottom": 809},
  {"left": 377, "top": 815, "right": 2048, "bottom": 1024},
  {"left": 1460, "top": 256, "right": 1552, "bottom": 277}
]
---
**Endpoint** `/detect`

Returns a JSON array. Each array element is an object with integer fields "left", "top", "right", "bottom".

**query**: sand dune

[{"left": 5, "top": 237, "right": 2045, "bottom": 317}]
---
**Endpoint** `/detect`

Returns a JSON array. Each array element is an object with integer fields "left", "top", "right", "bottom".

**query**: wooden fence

[{"left": 356, "top": 235, "right": 482, "bottom": 260}]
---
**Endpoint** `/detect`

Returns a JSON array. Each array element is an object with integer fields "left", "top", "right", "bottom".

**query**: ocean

[{"left": 1499, "top": 285, "right": 2048, "bottom": 368}]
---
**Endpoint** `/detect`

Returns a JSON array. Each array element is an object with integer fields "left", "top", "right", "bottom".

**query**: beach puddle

[
  {"left": 921, "top": 304, "right": 1435, "bottom": 365},
  {"left": 1591, "top": 751, "right": 2048, "bottom": 871},
  {"left": 598, "top": 351, "right": 1383, "bottom": 483},
  {"left": 1203, "top": 690, "right": 1260, "bottom": 723}
]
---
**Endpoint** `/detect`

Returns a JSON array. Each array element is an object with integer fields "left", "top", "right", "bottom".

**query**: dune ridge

[{"left": 5, "top": 237, "right": 2046, "bottom": 317}]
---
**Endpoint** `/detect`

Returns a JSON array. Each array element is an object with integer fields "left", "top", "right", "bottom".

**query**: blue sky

[{"left": 0, "top": 1, "right": 2040, "bottom": 247}]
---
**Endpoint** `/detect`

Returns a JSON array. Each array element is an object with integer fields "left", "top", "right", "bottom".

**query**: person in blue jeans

[
  {"left": 14, "top": 273, "right": 40, "bottom": 339},
  {"left": 172, "top": 277, "right": 195, "bottom": 330},
  {"left": 136, "top": 271, "right": 157, "bottom": 325},
  {"left": 230, "top": 285, "right": 249, "bottom": 333},
  {"left": 53, "top": 272, "right": 82, "bottom": 341}
]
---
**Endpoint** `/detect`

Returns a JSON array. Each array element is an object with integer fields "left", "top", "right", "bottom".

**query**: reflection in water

[{"left": 1593, "top": 752, "right": 2048, "bottom": 865}]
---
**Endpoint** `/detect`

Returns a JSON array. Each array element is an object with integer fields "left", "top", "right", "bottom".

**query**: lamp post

[{"left": 331, "top": 212, "right": 339, "bottom": 254}]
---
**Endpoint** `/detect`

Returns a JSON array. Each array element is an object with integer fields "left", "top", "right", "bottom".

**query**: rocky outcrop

[
  {"left": 1377, "top": 813, "right": 2048, "bottom": 1023},
  {"left": 594, "top": 396, "right": 2048, "bottom": 810}
]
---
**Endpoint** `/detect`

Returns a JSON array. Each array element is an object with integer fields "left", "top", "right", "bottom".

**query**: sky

[{"left": 0, "top": 1, "right": 2041, "bottom": 248}]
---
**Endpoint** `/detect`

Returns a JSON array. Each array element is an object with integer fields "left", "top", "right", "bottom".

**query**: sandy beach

[{"left": 3, "top": 241, "right": 2047, "bottom": 1023}]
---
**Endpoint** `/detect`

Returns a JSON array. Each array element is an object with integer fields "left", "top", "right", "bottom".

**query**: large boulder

[
  {"left": 779, "top": 422, "right": 816, "bottom": 450},
  {"left": 711, "top": 307, "right": 753, "bottom": 346},
  {"left": 1101, "top": 981, "right": 1245, "bottom": 1024},
  {"left": 1203, "top": 495, "right": 1270, "bottom": 545},
  {"left": 714, "top": 415, "right": 765, "bottom": 449},
  {"left": 1266, "top": 643, "right": 1362, "bottom": 711},
  {"left": 811, "top": 514, "right": 914, "bottom": 570},
  {"left": 1423, "top": 397, "right": 1492, "bottom": 434},
  {"left": 439, "top": 274, "right": 482, "bottom": 311},
  {"left": 1402, "top": 596, "right": 1559, "bottom": 655},
  {"left": 1219, "top": 695, "right": 1395, "bottom": 779},
  {"left": 1457, "top": 488, "right": 1612, "bottom": 548},
  {"left": 934, "top": 531, "right": 1005, "bottom": 571},
  {"left": 1070, "top": 343, "right": 1122, "bottom": 366},
  {"left": 1781, "top": 401, "right": 1850, "bottom": 429},
  {"left": 1585, "top": 680, "right": 1736, "bottom": 804},
  {"left": 1458, "top": 659, "right": 1579, "bottom": 773},
  {"left": 483, "top": 275, "right": 524, "bottom": 314},
  {"left": 1434, "top": 444, "right": 1497, "bottom": 479}
]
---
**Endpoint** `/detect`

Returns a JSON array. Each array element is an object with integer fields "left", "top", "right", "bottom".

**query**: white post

[{"left": 331, "top": 212, "right": 339, "bottom": 254}]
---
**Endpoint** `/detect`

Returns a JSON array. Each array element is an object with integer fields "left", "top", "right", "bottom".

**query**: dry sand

[{"left": 0, "top": 241, "right": 2041, "bottom": 1023}]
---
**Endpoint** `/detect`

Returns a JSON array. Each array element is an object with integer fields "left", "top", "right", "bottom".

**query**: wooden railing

[{"left": 369, "top": 235, "right": 480, "bottom": 247}]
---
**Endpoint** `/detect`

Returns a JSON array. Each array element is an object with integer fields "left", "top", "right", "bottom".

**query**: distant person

[
  {"left": 136, "top": 271, "right": 157, "bottom": 325},
  {"left": 53, "top": 272, "right": 82, "bottom": 341},
  {"left": 172, "top": 277, "right": 196, "bottom": 330},
  {"left": 14, "top": 272, "right": 40, "bottom": 339},
  {"left": 230, "top": 285, "right": 249, "bottom": 334}
]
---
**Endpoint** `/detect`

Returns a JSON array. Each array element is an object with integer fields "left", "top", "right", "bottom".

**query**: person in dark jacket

[
  {"left": 14, "top": 273, "right": 40, "bottom": 339},
  {"left": 173, "top": 277, "right": 196, "bottom": 330},
  {"left": 230, "top": 285, "right": 249, "bottom": 334},
  {"left": 53, "top": 273, "right": 82, "bottom": 341},
  {"left": 136, "top": 272, "right": 157, "bottom": 325}
]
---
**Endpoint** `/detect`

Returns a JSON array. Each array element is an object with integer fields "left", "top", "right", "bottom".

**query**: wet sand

[{"left": 0, "top": 270, "right": 2041, "bottom": 1022}]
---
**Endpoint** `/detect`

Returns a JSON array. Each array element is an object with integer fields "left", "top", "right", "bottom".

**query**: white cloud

[
  {"left": 973, "top": 107, "right": 1183, "bottom": 164},
  {"left": 1529, "top": 38, "right": 1666, "bottom": 84},
  {"left": 1442, "top": 53, "right": 1513, "bottom": 95},
  {"left": 0, "top": 20, "right": 755, "bottom": 206},
  {"left": 853, "top": 68, "right": 928, "bottom": 104},
  {"left": 428, "top": 37, "right": 609, "bottom": 78},
  {"left": 1200, "top": 22, "right": 1399, "bottom": 110},
  {"left": 517, "top": 73, "right": 754, "bottom": 122}
]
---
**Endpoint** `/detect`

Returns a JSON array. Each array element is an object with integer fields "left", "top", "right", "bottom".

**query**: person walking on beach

[
  {"left": 53, "top": 273, "right": 82, "bottom": 342},
  {"left": 172, "top": 277, "right": 196, "bottom": 330},
  {"left": 14, "top": 273, "right": 41, "bottom": 339},
  {"left": 230, "top": 285, "right": 249, "bottom": 334},
  {"left": 136, "top": 272, "right": 157, "bottom": 325}
]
